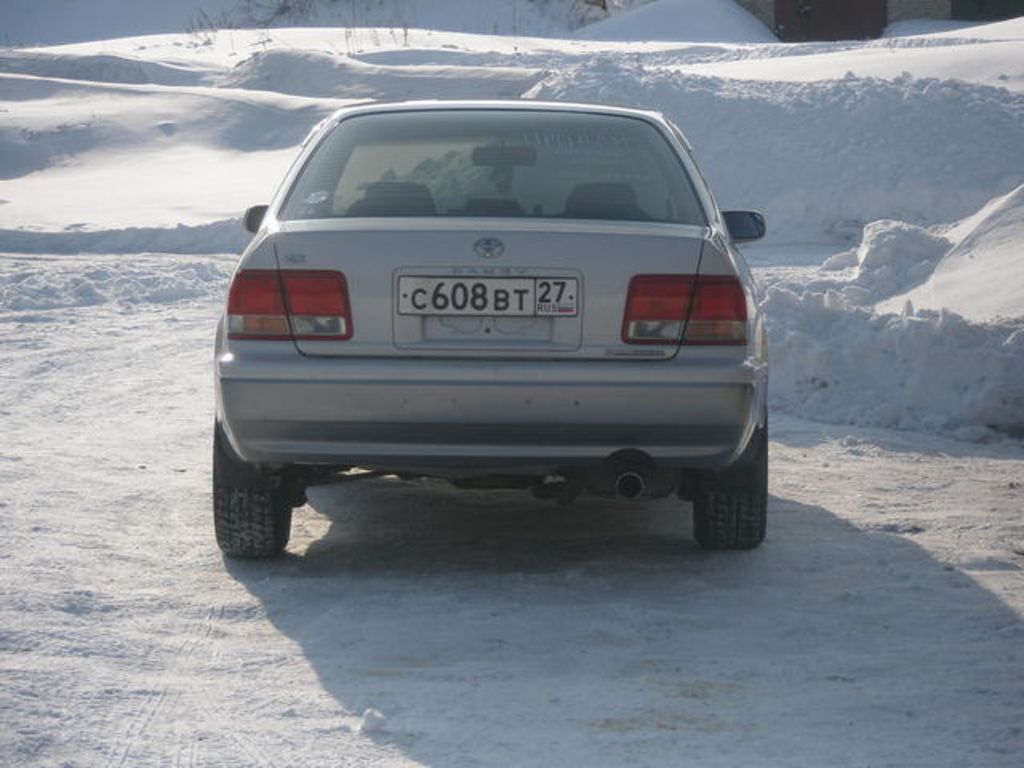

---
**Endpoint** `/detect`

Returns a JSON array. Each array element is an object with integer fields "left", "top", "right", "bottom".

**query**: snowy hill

[
  {"left": 882, "top": 184, "right": 1024, "bottom": 322},
  {"left": 573, "top": 0, "right": 775, "bottom": 42}
]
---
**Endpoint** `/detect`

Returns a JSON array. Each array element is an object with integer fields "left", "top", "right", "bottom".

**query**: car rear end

[{"left": 213, "top": 101, "right": 768, "bottom": 557}]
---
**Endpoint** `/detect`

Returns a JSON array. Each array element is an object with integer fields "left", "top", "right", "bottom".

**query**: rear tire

[
  {"left": 213, "top": 425, "right": 292, "bottom": 559},
  {"left": 692, "top": 419, "right": 768, "bottom": 551}
]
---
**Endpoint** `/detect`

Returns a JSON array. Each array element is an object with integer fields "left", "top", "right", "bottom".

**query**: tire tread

[
  {"left": 212, "top": 426, "right": 292, "bottom": 559},
  {"left": 692, "top": 421, "right": 768, "bottom": 551}
]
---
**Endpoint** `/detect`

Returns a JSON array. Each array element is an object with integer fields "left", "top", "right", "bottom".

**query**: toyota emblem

[{"left": 473, "top": 237, "right": 505, "bottom": 259}]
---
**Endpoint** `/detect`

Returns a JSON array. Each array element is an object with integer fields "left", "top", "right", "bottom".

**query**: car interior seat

[
  {"left": 561, "top": 182, "right": 650, "bottom": 221},
  {"left": 347, "top": 182, "right": 437, "bottom": 217}
]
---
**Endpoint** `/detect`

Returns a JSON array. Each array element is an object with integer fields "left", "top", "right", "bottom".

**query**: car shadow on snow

[{"left": 226, "top": 476, "right": 1024, "bottom": 766}]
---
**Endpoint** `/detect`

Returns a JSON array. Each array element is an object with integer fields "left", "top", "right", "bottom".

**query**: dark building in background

[
  {"left": 953, "top": 0, "right": 1024, "bottom": 20},
  {"left": 775, "top": 0, "right": 887, "bottom": 41},
  {"left": 735, "top": 0, "right": 1024, "bottom": 41}
]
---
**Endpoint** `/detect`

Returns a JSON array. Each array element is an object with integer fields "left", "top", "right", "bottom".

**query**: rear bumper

[{"left": 216, "top": 347, "right": 766, "bottom": 475}]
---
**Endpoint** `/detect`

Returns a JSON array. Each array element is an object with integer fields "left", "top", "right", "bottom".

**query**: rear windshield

[{"left": 280, "top": 110, "right": 707, "bottom": 225}]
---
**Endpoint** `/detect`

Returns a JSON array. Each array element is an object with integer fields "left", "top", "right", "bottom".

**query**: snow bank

[
  {"left": 0, "top": 82, "right": 321, "bottom": 231},
  {"left": 923, "top": 16, "right": 1024, "bottom": 41},
  {"left": 810, "top": 186, "right": 1024, "bottom": 322},
  {"left": 573, "top": 0, "right": 776, "bottom": 43},
  {"left": 0, "top": 220, "right": 248, "bottom": 255},
  {"left": 762, "top": 185, "right": 1024, "bottom": 437},
  {"left": 680, "top": 20, "right": 1024, "bottom": 94},
  {"left": 766, "top": 288, "right": 1024, "bottom": 438},
  {"left": 819, "top": 220, "right": 950, "bottom": 302},
  {"left": 851, "top": 220, "right": 949, "bottom": 299},
  {"left": 217, "top": 49, "right": 542, "bottom": 99},
  {"left": 528, "top": 67, "right": 1024, "bottom": 243},
  {"left": 0, "top": 256, "right": 231, "bottom": 311},
  {"left": 883, "top": 19, "right": 982, "bottom": 38},
  {"left": 0, "top": 50, "right": 202, "bottom": 86},
  {"left": 882, "top": 184, "right": 1024, "bottom": 322},
  {"left": 762, "top": 184, "right": 1024, "bottom": 436}
]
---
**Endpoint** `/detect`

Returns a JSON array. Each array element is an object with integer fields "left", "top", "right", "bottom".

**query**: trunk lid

[{"left": 274, "top": 219, "right": 707, "bottom": 360}]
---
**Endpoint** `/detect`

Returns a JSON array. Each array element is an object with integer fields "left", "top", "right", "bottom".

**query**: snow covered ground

[
  {"left": 1, "top": 1, "right": 1022, "bottom": 765},
  {"left": 1, "top": 256, "right": 1022, "bottom": 765}
]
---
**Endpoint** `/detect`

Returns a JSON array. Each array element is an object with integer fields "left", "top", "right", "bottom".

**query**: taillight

[
  {"left": 227, "top": 269, "right": 352, "bottom": 341},
  {"left": 684, "top": 276, "right": 747, "bottom": 346},
  {"left": 227, "top": 270, "right": 290, "bottom": 340},
  {"left": 621, "top": 274, "right": 747, "bottom": 346},
  {"left": 280, "top": 271, "right": 352, "bottom": 340},
  {"left": 622, "top": 275, "right": 694, "bottom": 344}
]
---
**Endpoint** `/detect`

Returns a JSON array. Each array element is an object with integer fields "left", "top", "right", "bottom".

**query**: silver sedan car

[{"left": 214, "top": 100, "right": 768, "bottom": 558}]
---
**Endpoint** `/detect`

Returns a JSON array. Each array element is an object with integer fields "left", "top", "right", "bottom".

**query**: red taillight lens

[
  {"left": 684, "top": 276, "right": 747, "bottom": 346},
  {"left": 227, "top": 269, "right": 352, "bottom": 341},
  {"left": 281, "top": 271, "right": 352, "bottom": 340},
  {"left": 227, "top": 270, "right": 290, "bottom": 339},
  {"left": 622, "top": 275, "right": 694, "bottom": 344},
  {"left": 621, "top": 274, "right": 748, "bottom": 346}
]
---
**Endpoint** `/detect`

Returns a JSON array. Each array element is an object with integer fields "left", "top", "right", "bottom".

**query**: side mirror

[
  {"left": 723, "top": 210, "right": 766, "bottom": 242},
  {"left": 243, "top": 205, "right": 269, "bottom": 233}
]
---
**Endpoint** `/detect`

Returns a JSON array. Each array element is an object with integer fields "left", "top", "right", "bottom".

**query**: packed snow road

[{"left": 1, "top": 253, "right": 1021, "bottom": 767}]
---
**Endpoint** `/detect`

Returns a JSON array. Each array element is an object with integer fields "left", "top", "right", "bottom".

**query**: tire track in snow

[
  {"left": 199, "top": 683, "right": 281, "bottom": 768},
  {"left": 104, "top": 606, "right": 226, "bottom": 768},
  {"left": 171, "top": 725, "right": 203, "bottom": 768}
]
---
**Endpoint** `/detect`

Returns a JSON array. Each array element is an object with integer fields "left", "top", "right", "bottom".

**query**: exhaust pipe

[
  {"left": 615, "top": 471, "right": 647, "bottom": 500},
  {"left": 601, "top": 449, "right": 657, "bottom": 500}
]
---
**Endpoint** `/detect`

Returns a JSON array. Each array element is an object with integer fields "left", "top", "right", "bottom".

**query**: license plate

[{"left": 397, "top": 277, "right": 578, "bottom": 317}]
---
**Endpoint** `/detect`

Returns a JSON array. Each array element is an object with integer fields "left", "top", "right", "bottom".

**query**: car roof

[{"left": 327, "top": 99, "right": 667, "bottom": 124}]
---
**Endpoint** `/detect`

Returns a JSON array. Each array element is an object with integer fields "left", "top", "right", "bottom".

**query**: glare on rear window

[{"left": 279, "top": 110, "right": 707, "bottom": 226}]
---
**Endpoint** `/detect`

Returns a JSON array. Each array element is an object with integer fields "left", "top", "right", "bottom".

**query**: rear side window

[{"left": 280, "top": 110, "right": 707, "bottom": 225}]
